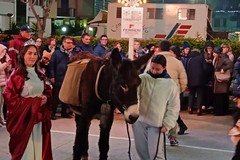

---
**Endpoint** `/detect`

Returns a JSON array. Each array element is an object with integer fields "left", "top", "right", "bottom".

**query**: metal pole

[
  {"left": 128, "top": 0, "right": 134, "bottom": 60},
  {"left": 14, "top": 0, "right": 17, "bottom": 23},
  {"left": 128, "top": 38, "right": 134, "bottom": 60}
]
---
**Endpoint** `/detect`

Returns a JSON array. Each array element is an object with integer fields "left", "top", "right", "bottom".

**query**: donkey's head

[{"left": 109, "top": 48, "right": 152, "bottom": 124}]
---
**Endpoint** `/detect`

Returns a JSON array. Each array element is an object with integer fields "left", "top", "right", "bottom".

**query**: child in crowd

[{"left": 0, "top": 44, "right": 11, "bottom": 127}]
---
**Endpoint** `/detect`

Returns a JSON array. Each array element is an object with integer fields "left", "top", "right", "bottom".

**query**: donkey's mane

[{"left": 70, "top": 51, "right": 104, "bottom": 63}]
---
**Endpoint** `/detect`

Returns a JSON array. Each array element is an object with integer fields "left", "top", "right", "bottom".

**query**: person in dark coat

[
  {"left": 212, "top": 46, "right": 233, "bottom": 116},
  {"left": 186, "top": 50, "right": 207, "bottom": 115},
  {"left": 181, "top": 41, "right": 191, "bottom": 70},
  {"left": 233, "top": 56, "right": 240, "bottom": 98},
  {"left": 93, "top": 35, "right": 109, "bottom": 57},
  {"left": 74, "top": 33, "right": 94, "bottom": 54},
  {"left": 48, "top": 36, "right": 75, "bottom": 120},
  {"left": 202, "top": 40, "right": 215, "bottom": 111}
]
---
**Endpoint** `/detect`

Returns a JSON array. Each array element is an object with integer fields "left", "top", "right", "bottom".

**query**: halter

[{"left": 94, "top": 63, "right": 127, "bottom": 112}]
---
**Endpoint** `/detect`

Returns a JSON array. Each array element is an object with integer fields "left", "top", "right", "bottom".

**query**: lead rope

[
  {"left": 126, "top": 123, "right": 167, "bottom": 160},
  {"left": 153, "top": 127, "right": 167, "bottom": 160},
  {"left": 126, "top": 121, "right": 132, "bottom": 160}
]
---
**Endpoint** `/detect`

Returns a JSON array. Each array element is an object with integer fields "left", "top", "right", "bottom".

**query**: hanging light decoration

[{"left": 117, "top": 0, "right": 147, "bottom": 7}]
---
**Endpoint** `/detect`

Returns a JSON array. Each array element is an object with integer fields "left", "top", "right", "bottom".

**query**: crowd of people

[{"left": 1, "top": 24, "right": 240, "bottom": 160}]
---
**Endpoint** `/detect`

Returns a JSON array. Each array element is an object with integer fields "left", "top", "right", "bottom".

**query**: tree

[{"left": 21, "top": 0, "right": 55, "bottom": 38}]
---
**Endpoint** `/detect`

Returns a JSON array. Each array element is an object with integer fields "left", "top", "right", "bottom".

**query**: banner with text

[{"left": 121, "top": 7, "right": 143, "bottom": 38}]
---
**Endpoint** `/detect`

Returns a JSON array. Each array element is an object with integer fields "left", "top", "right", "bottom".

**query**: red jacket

[
  {"left": 8, "top": 34, "right": 29, "bottom": 68},
  {"left": 3, "top": 69, "right": 53, "bottom": 160}
]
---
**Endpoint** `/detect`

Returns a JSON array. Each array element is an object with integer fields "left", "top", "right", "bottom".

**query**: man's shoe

[
  {"left": 188, "top": 107, "right": 193, "bottom": 114},
  {"left": 168, "top": 136, "right": 179, "bottom": 146},
  {"left": 178, "top": 126, "right": 188, "bottom": 135}
]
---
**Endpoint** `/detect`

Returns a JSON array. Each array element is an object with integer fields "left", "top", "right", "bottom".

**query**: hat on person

[
  {"left": 20, "top": 25, "right": 32, "bottom": 32},
  {"left": 204, "top": 40, "right": 215, "bottom": 52},
  {"left": 170, "top": 45, "right": 181, "bottom": 58},
  {"left": 213, "top": 46, "right": 222, "bottom": 54},
  {"left": 205, "top": 40, "right": 214, "bottom": 48},
  {"left": 183, "top": 41, "right": 190, "bottom": 50}
]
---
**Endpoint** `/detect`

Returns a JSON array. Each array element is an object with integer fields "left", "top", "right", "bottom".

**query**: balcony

[{"left": 57, "top": 8, "right": 75, "bottom": 17}]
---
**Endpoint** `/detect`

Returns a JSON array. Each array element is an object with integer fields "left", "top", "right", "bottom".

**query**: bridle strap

[{"left": 95, "top": 64, "right": 105, "bottom": 101}]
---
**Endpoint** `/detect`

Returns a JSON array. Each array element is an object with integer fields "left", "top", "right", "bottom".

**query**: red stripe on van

[
  {"left": 174, "top": 35, "right": 185, "bottom": 38},
  {"left": 179, "top": 25, "right": 192, "bottom": 29},
  {"left": 176, "top": 30, "right": 188, "bottom": 34},
  {"left": 154, "top": 34, "right": 166, "bottom": 38}
]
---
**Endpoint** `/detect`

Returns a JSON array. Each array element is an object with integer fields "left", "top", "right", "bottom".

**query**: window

[
  {"left": 222, "top": 18, "right": 227, "bottom": 27},
  {"left": 237, "top": 19, "right": 240, "bottom": 28},
  {"left": 147, "top": 8, "right": 163, "bottom": 19},
  {"left": 188, "top": 9, "right": 195, "bottom": 20},
  {"left": 35, "top": 0, "right": 44, "bottom": 6},
  {"left": 214, "top": 18, "right": 220, "bottom": 27},
  {"left": 35, "top": 0, "right": 49, "bottom": 6},
  {"left": 116, "top": 7, "right": 122, "bottom": 18},
  {"left": 178, "top": 8, "right": 195, "bottom": 20}
]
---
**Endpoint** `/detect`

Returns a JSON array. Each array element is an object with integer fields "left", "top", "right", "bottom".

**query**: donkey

[{"left": 69, "top": 48, "right": 153, "bottom": 160}]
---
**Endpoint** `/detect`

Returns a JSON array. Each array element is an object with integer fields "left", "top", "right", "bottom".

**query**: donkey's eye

[{"left": 120, "top": 84, "right": 129, "bottom": 93}]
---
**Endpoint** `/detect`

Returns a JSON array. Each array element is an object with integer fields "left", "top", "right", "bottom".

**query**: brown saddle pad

[{"left": 59, "top": 59, "right": 90, "bottom": 106}]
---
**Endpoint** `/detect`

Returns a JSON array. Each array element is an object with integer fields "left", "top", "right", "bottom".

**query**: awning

[{"left": 88, "top": 10, "right": 108, "bottom": 25}]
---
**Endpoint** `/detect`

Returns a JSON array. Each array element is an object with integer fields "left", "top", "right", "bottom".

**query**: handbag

[{"left": 215, "top": 70, "right": 231, "bottom": 82}]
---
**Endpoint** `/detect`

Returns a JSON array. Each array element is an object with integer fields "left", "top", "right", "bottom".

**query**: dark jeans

[
  {"left": 188, "top": 86, "right": 204, "bottom": 110},
  {"left": 202, "top": 85, "right": 213, "bottom": 108},
  {"left": 52, "top": 86, "right": 68, "bottom": 117}
]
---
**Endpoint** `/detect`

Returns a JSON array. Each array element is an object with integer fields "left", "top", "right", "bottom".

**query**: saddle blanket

[{"left": 59, "top": 59, "right": 90, "bottom": 106}]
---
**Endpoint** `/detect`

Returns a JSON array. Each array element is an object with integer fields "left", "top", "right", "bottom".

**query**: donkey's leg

[
  {"left": 73, "top": 114, "right": 91, "bottom": 160},
  {"left": 98, "top": 104, "right": 114, "bottom": 160}
]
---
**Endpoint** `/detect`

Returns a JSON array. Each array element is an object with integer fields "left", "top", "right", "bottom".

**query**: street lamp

[
  {"left": 117, "top": 0, "right": 146, "bottom": 60},
  {"left": 61, "top": 26, "right": 67, "bottom": 32},
  {"left": 118, "top": 0, "right": 146, "bottom": 7}
]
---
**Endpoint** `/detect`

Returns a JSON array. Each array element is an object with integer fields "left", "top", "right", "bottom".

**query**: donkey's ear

[
  {"left": 132, "top": 51, "right": 153, "bottom": 70},
  {"left": 111, "top": 48, "right": 122, "bottom": 69}
]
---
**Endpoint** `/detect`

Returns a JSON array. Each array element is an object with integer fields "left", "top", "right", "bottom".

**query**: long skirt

[
  {"left": 21, "top": 122, "right": 42, "bottom": 160},
  {"left": 213, "top": 93, "right": 229, "bottom": 116}
]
